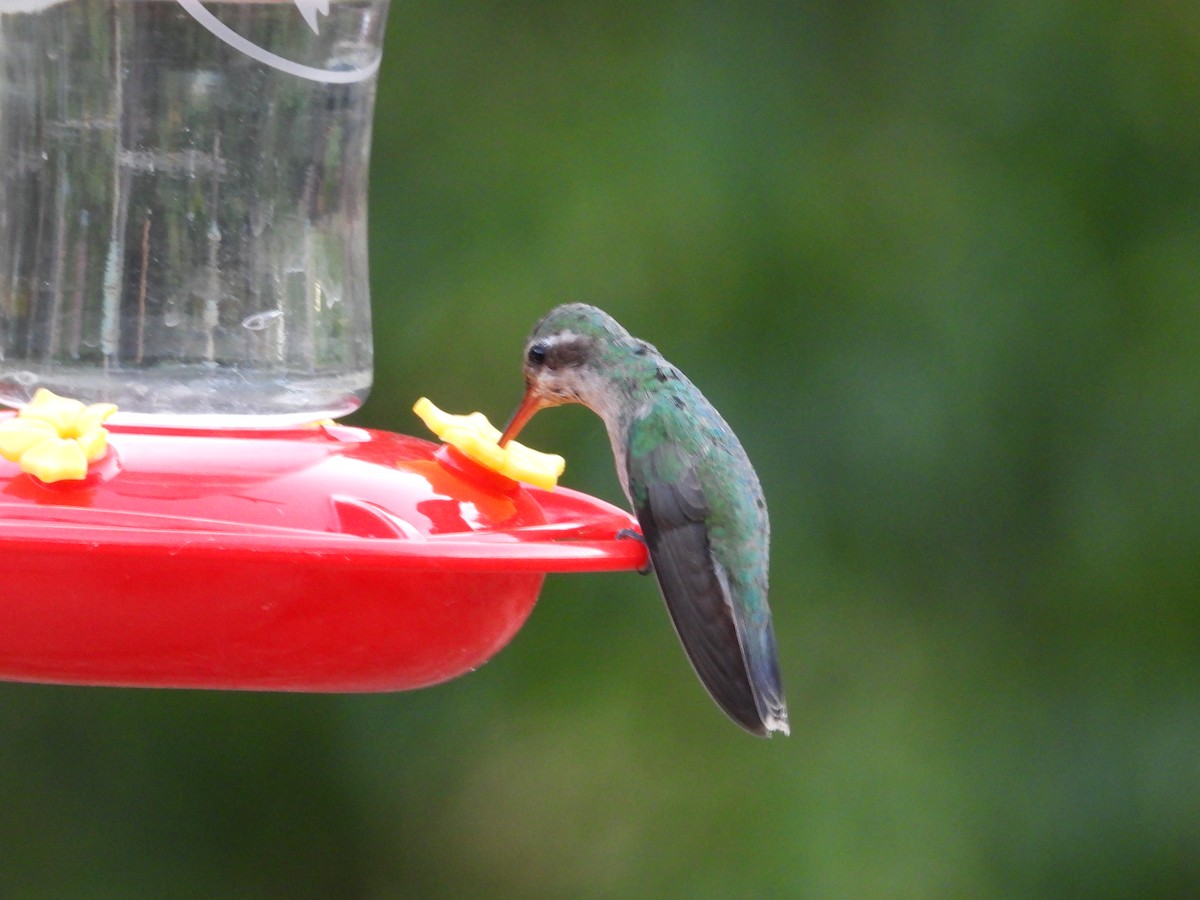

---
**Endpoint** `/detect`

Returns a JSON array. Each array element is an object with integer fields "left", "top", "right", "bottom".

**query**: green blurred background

[{"left": 4, "top": 1, "right": 1200, "bottom": 896}]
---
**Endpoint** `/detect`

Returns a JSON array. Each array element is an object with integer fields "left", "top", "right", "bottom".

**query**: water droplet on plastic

[{"left": 242, "top": 310, "right": 283, "bottom": 331}]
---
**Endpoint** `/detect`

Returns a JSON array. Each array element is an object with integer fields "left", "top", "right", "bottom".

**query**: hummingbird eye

[{"left": 527, "top": 342, "right": 547, "bottom": 366}]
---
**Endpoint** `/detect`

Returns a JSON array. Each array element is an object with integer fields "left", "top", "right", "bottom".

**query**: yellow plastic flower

[
  {"left": 413, "top": 397, "right": 565, "bottom": 490},
  {"left": 0, "top": 389, "right": 117, "bottom": 483}
]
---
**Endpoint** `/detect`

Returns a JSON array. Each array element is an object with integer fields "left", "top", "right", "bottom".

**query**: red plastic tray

[{"left": 0, "top": 415, "right": 646, "bottom": 691}]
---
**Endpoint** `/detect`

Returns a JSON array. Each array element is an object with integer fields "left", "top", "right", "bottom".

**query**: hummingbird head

[{"left": 500, "top": 303, "right": 643, "bottom": 445}]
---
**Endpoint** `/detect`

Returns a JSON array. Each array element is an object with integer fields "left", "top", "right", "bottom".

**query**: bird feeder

[{"left": 0, "top": 0, "right": 645, "bottom": 691}]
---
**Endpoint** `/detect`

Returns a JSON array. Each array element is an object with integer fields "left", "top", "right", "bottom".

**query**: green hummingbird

[{"left": 500, "top": 304, "right": 788, "bottom": 737}]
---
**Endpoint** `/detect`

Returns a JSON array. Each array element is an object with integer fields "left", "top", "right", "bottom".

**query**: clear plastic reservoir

[{"left": 0, "top": 1, "right": 390, "bottom": 423}]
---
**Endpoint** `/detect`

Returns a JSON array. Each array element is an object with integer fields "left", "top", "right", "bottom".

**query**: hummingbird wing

[{"left": 626, "top": 413, "right": 783, "bottom": 736}]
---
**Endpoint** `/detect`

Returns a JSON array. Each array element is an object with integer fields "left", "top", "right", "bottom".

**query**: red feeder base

[{"left": 0, "top": 416, "right": 646, "bottom": 691}]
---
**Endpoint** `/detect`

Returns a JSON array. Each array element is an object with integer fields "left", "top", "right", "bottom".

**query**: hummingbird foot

[{"left": 615, "top": 528, "right": 653, "bottom": 575}]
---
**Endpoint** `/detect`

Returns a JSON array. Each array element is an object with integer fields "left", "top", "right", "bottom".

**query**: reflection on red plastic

[{"left": 0, "top": 415, "right": 646, "bottom": 691}]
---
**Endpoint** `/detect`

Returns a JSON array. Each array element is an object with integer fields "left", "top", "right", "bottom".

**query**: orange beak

[{"left": 498, "top": 386, "right": 545, "bottom": 447}]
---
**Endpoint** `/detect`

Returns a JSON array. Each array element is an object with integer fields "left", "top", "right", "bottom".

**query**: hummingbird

[{"left": 499, "top": 303, "right": 788, "bottom": 737}]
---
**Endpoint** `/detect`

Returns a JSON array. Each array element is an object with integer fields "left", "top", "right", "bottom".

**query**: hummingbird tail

[{"left": 743, "top": 623, "right": 789, "bottom": 736}]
